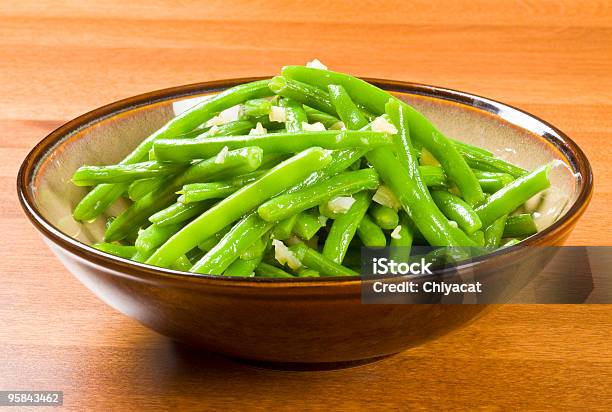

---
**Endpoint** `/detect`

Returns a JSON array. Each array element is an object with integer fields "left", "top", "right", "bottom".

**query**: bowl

[{"left": 17, "top": 77, "right": 593, "bottom": 367}]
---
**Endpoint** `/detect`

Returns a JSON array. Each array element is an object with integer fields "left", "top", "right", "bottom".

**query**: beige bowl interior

[{"left": 31, "top": 88, "right": 578, "bottom": 246}]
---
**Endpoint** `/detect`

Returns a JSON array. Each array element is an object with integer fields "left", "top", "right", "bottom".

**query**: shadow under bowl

[{"left": 17, "top": 78, "right": 593, "bottom": 366}]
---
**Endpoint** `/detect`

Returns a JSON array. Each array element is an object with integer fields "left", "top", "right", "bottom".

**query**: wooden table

[{"left": 1, "top": 1, "right": 610, "bottom": 410}]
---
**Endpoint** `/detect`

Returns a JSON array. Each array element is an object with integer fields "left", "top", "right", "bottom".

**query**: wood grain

[{"left": 0, "top": 1, "right": 610, "bottom": 410}]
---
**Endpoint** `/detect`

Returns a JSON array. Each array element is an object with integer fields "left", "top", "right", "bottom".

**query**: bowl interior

[{"left": 28, "top": 81, "right": 582, "bottom": 254}]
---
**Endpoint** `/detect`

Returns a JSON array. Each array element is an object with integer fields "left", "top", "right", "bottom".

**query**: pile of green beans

[{"left": 72, "top": 64, "right": 554, "bottom": 277}]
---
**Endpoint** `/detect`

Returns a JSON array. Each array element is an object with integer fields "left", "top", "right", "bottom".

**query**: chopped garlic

[
  {"left": 301, "top": 121, "right": 326, "bottom": 131},
  {"left": 208, "top": 125, "right": 220, "bottom": 135},
  {"left": 269, "top": 106, "right": 287, "bottom": 123},
  {"left": 327, "top": 196, "right": 356, "bottom": 214},
  {"left": 214, "top": 146, "right": 229, "bottom": 164},
  {"left": 390, "top": 225, "right": 403, "bottom": 240},
  {"left": 248, "top": 122, "right": 267, "bottom": 135},
  {"left": 329, "top": 121, "right": 346, "bottom": 130},
  {"left": 205, "top": 104, "right": 243, "bottom": 127},
  {"left": 272, "top": 239, "right": 302, "bottom": 270},
  {"left": 372, "top": 185, "right": 401, "bottom": 210},
  {"left": 318, "top": 215, "right": 328, "bottom": 226},
  {"left": 306, "top": 58, "right": 328, "bottom": 70},
  {"left": 371, "top": 116, "right": 398, "bottom": 134},
  {"left": 448, "top": 220, "right": 459, "bottom": 229}
]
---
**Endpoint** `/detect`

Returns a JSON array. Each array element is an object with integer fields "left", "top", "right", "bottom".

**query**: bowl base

[{"left": 227, "top": 353, "right": 398, "bottom": 371}]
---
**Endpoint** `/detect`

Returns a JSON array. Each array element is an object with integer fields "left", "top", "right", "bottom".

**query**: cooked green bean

[
  {"left": 283, "top": 66, "right": 484, "bottom": 206},
  {"left": 153, "top": 130, "right": 391, "bottom": 162},
  {"left": 297, "top": 268, "right": 320, "bottom": 277},
  {"left": 72, "top": 161, "right": 186, "bottom": 186},
  {"left": 258, "top": 168, "right": 379, "bottom": 222},
  {"left": 389, "top": 215, "right": 414, "bottom": 261},
  {"left": 503, "top": 214, "right": 538, "bottom": 238},
  {"left": 366, "top": 147, "right": 475, "bottom": 247},
  {"left": 461, "top": 151, "right": 527, "bottom": 178},
  {"left": 328, "top": 84, "right": 368, "bottom": 130},
  {"left": 469, "top": 230, "right": 485, "bottom": 247},
  {"left": 177, "top": 182, "right": 238, "bottom": 204},
  {"left": 135, "top": 222, "right": 184, "bottom": 253},
  {"left": 146, "top": 148, "right": 332, "bottom": 267},
  {"left": 128, "top": 178, "right": 165, "bottom": 201},
  {"left": 105, "top": 147, "right": 263, "bottom": 241},
  {"left": 279, "top": 98, "right": 308, "bottom": 132},
  {"left": 224, "top": 257, "right": 260, "bottom": 277},
  {"left": 475, "top": 163, "right": 552, "bottom": 227},
  {"left": 198, "top": 226, "right": 231, "bottom": 252},
  {"left": 73, "top": 80, "right": 272, "bottom": 221},
  {"left": 323, "top": 192, "right": 370, "bottom": 263},
  {"left": 93, "top": 242, "right": 137, "bottom": 259},
  {"left": 357, "top": 215, "right": 387, "bottom": 247},
  {"left": 293, "top": 212, "right": 325, "bottom": 241},
  {"left": 304, "top": 106, "right": 341, "bottom": 128},
  {"left": 272, "top": 215, "right": 299, "bottom": 240},
  {"left": 483, "top": 214, "right": 508, "bottom": 249},
  {"left": 420, "top": 165, "right": 447, "bottom": 187},
  {"left": 289, "top": 243, "right": 358, "bottom": 276},
  {"left": 268, "top": 76, "right": 336, "bottom": 115},
  {"left": 148, "top": 201, "right": 210, "bottom": 226},
  {"left": 191, "top": 213, "right": 273, "bottom": 275},
  {"left": 254, "top": 262, "right": 294, "bottom": 278},
  {"left": 369, "top": 203, "right": 399, "bottom": 230},
  {"left": 431, "top": 190, "right": 482, "bottom": 234},
  {"left": 242, "top": 98, "right": 272, "bottom": 118}
]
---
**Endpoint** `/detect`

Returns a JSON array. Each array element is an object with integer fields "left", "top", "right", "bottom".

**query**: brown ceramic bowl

[{"left": 17, "top": 78, "right": 592, "bottom": 367}]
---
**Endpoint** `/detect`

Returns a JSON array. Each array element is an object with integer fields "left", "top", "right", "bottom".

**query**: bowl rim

[{"left": 17, "top": 76, "right": 594, "bottom": 287}]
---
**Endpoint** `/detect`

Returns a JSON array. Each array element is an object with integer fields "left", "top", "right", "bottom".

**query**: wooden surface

[{"left": 1, "top": 1, "right": 611, "bottom": 410}]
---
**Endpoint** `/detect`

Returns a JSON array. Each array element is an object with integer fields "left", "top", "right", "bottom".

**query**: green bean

[
  {"left": 369, "top": 203, "right": 399, "bottom": 230},
  {"left": 242, "top": 98, "right": 272, "bottom": 118},
  {"left": 469, "top": 230, "right": 485, "bottom": 247},
  {"left": 451, "top": 139, "right": 493, "bottom": 157},
  {"left": 420, "top": 165, "right": 447, "bottom": 187},
  {"left": 293, "top": 212, "right": 324, "bottom": 240},
  {"left": 254, "top": 262, "right": 294, "bottom": 278},
  {"left": 461, "top": 151, "right": 527, "bottom": 178},
  {"left": 198, "top": 226, "right": 231, "bottom": 252},
  {"left": 328, "top": 84, "right": 368, "bottom": 130},
  {"left": 240, "top": 234, "right": 269, "bottom": 261},
  {"left": 177, "top": 183, "right": 237, "bottom": 204},
  {"left": 431, "top": 190, "right": 482, "bottom": 234},
  {"left": 472, "top": 170, "right": 514, "bottom": 193},
  {"left": 268, "top": 76, "right": 336, "bottom": 115},
  {"left": 389, "top": 215, "right": 414, "bottom": 261},
  {"left": 224, "top": 257, "right": 260, "bottom": 277},
  {"left": 475, "top": 163, "right": 552, "bottom": 227},
  {"left": 128, "top": 178, "right": 165, "bottom": 201},
  {"left": 297, "top": 268, "right": 320, "bottom": 277},
  {"left": 93, "top": 242, "right": 136, "bottom": 259},
  {"left": 148, "top": 201, "right": 210, "bottom": 226},
  {"left": 501, "top": 238, "right": 521, "bottom": 248},
  {"left": 282, "top": 66, "right": 484, "bottom": 206},
  {"left": 366, "top": 147, "right": 475, "bottom": 247},
  {"left": 318, "top": 200, "right": 344, "bottom": 219},
  {"left": 289, "top": 243, "right": 358, "bottom": 277},
  {"left": 272, "top": 215, "right": 299, "bottom": 240},
  {"left": 73, "top": 80, "right": 271, "bottom": 221},
  {"left": 146, "top": 148, "right": 333, "bottom": 267},
  {"left": 105, "top": 147, "right": 263, "bottom": 241},
  {"left": 503, "top": 214, "right": 538, "bottom": 238},
  {"left": 135, "top": 222, "right": 184, "bottom": 253},
  {"left": 483, "top": 214, "right": 508, "bottom": 249},
  {"left": 303, "top": 106, "right": 341, "bottom": 128},
  {"left": 323, "top": 192, "right": 370, "bottom": 263},
  {"left": 153, "top": 130, "right": 391, "bottom": 162},
  {"left": 290, "top": 148, "right": 367, "bottom": 193},
  {"left": 191, "top": 213, "right": 273, "bottom": 275},
  {"left": 73, "top": 183, "right": 129, "bottom": 222},
  {"left": 71, "top": 161, "right": 186, "bottom": 186},
  {"left": 357, "top": 214, "right": 387, "bottom": 247},
  {"left": 258, "top": 168, "right": 379, "bottom": 222},
  {"left": 172, "top": 255, "right": 192, "bottom": 271},
  {"left": 279, "top": 98, "right": 308, "bottom": 132}
]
